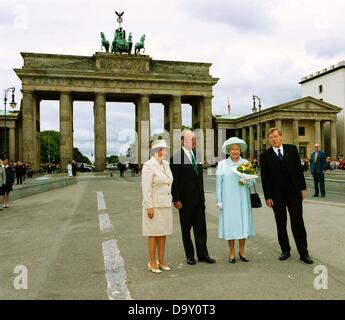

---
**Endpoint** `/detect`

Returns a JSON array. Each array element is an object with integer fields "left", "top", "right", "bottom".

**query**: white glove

[
  {"left": 240, "top": 178, "right": 248, "bottom": 184},
  {"left": 217, "top": 203, "right": 223, "bottom": 210}
]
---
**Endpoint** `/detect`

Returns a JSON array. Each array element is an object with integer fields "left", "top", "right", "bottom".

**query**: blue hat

[{"left": 222, "top": 137, "right": 248, "bottom": 154}]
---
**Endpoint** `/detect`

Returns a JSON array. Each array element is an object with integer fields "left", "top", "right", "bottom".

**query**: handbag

[{"left": 250, "top": 184, "right": 262, "bottom": 208}]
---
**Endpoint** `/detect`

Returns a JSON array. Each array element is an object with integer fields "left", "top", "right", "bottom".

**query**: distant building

[
  {"left": 213, "top": 97, "right": 341, "bottom": 160},
  {"left": 300, "top": 60, "right": 345, "bottom": 155}
]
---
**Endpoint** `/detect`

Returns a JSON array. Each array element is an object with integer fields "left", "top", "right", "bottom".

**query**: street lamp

[
  {"left": 252, "top": 94, "right": 262, "bottom": 112},
  {"left": 2, "top": 87, "right": 17, "bottom": 159}
]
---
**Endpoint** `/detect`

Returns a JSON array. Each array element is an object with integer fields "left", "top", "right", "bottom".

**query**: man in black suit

[
  {"left": 170, "top": 130, "right": 215, "bottom": 265},
  {"left": 310, "top": 143, "right": 327, "bottom": 197},
  {"left": 260, "top": 128, "right": 313, "bottom": 264}
]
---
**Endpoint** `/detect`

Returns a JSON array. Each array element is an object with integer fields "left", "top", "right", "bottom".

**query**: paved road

[{"left": 0, "top": 173, "right": 344, "bottom": 300}]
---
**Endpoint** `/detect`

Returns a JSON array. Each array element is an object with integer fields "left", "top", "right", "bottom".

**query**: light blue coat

[{"left": 216, "top": 157, "right": 255, "bottom": 240}]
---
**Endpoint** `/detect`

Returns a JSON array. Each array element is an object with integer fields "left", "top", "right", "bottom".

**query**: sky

[{"left": 1, "top": 0, "right": 345, "bottom": 160}]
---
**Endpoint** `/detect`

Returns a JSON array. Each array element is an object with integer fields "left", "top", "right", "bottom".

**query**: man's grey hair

[{"left": 181, "top": 129, "right": 195, "bottom": 140}]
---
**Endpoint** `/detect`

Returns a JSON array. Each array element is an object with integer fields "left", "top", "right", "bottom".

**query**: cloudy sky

[{"left": 1, "top": 0, "right": 345, "bottom": 159}]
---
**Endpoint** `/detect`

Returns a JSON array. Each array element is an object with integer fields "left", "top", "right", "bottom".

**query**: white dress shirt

[
  {"left": 182, "top": 146, "right": 193, "bottom": 163},
  {"left": 273, "top": 145, "right": 284, "bottom": 157}
]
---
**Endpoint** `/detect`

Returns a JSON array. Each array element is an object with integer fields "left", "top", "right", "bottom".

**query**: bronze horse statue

[
  {"left": 100, "top": 32, "right": 110, "bottom": 52},
  {"left": 135, "top": 35, "right": 145, "bottom": 54}
]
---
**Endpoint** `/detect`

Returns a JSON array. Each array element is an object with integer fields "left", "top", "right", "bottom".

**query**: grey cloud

[
  {"left": 305, "top": 36, "right": 345, "bottom": 58},
  {"left": 183, "top": 0, "right": 277, "bottom": 33}
]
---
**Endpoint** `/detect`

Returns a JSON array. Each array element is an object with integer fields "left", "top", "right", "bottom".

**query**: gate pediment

[{"left": 95, "top": 52, "right": 150, "bottom": 74}]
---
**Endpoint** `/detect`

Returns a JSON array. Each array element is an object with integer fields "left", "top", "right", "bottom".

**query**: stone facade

[
  {"left": 12, "top": 52, "right": 219, "bottom": 171},
  {"left": 213, "top": 97, "right": 342, "bottom": 161}
]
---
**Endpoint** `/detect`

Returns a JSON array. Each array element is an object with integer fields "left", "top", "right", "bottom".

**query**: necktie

[
  {"left": 190, "top": 151, "right": 198, "bottom": 175},
  {"left": 277, "top": 148, "right": 284, "bottom": 161}
]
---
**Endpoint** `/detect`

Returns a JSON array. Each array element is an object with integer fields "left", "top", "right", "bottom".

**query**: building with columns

[
  {"left": 300, "top": 60, "right": 345, "bottom": 156},
  {"left": 213, "top": 96, "right": 341, "bottom": 161},
  {"left": 0, "top": 110, "right": 22, "bottom": 162},
  {"left": 3, "top": 52, "right": 218, "bottom": 171}
]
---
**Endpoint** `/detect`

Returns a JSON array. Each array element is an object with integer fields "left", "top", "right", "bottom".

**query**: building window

[
  {"left": 299, "top": 127, "right": 305, "bottom": 136},
  {"left": 319, "top": 85, "right": 323, "bottom": 94}
]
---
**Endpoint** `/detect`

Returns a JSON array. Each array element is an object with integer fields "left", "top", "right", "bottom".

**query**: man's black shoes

[
  {"left": 198, "top": 256, "right": 216, "bottom": 264},
  {"left": 279, "top": 252, "right": 291, "bottom": 261},
  {"left": 300, "top": 255, "right": 314, "bottom": 264},
  {"left": 187, "top": 258, "right": 196, "bottom": 265}
]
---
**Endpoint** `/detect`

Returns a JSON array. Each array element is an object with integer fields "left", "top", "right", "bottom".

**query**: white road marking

[
  {"left": 97, "top": 192, "right": 107, "bottom": 210},
  {"left": 102, "top": 239, "right": 132, "bottom": 300},
  {"left": 98, "top": 213, "right": 113, "bottom": 231}
]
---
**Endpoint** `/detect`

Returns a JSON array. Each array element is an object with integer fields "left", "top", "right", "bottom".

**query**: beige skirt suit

[{"left": 141, "top": 157, "right": 174, "bottom": 236}]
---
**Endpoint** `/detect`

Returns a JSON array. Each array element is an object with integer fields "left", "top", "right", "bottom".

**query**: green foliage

[
  {"left": 40, "top": 130, "right": 90, "bottom": 164},
  {"left": 40, "top": 130, "right": 60, "bottom": 164},
  {"left": 73, "top": 147, "right": 91, "bottom": 164},
  {"left": 106, "top": 155, "right": 118, "bottom": 163}
]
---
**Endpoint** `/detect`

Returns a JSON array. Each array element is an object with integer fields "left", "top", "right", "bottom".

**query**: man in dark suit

[
  {"left": 260, "top": 128, "right": 313, "bottom": 264},
  {"left": 170, "top": 130, "right": 215, "bottom": 265},
  {"left": 310, "top": 143, "right": 327, "bottom": 197}
]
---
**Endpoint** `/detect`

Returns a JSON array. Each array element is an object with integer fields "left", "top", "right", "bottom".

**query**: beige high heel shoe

[
  {"left": 148, "top": 262, "right": 161, "bottom": 274},
  {"left": 157, "top": 260, "right": 171, "bottom": 271}
]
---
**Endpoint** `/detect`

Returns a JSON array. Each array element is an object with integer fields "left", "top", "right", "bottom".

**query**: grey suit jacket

[{"left": 0, "top": 166, "right": 6, "bottom": 185}]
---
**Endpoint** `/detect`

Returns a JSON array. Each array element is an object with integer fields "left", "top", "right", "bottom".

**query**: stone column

[
  {"left": 275, "top": 119, "right": 282, "bottom": 131},
  {"left": 94, "top": 93, "right": 106, "bottom": 172},
  {"left": 321, "top": 122, "right": 325, "bottom": 151},
  {"left": 202, "top": 96, "right": 213, "bottom": 165},
  {"left": 18, "top": 124, "right": 23, "bottom": 162},
  {"left": 136, "top": 95, "right": 150, "bottom": 165},
  {"left": 9, "top": 128, "right": 16, "bottom": 162},
  {"left": 314, "top": 120, "right": 321, "bottom": 147},
  {"left": 257, "top": 123, "right": 262, "bottom": 156},
  {"left": 265, "top": 122, "right": 271, "bottom": 150},
  {"left": 60, "top": 92, "right": 73, "bottom": 172},
  {"left": 170, "top": 95, "right": 182, "bottom": 159},
  {"left": 22, "top": 91, "right": 36, "bottom": 165},
  {"left": 242, "top": 127, "right": 248, "bottom": 158},
  {"left": 249, "top": 125, "right": 254, "bottom": 159},
  {"left": 330, "top": 120, "right": 337, "bottom": 156},
  {"left": 292, "top": 119, "right": 299, "bottom": 150},
  {"left": 34, "top": 97, "right": 41, "bottom": 171}
]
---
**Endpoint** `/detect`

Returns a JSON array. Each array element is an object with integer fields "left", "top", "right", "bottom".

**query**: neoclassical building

[
  {"left": 1, "top": 52, "right": 218, "bottom": 171},
  {"left": 1, "top": 53, "right": 342, "bottom": 169},
  {"left": 213, "top": 96, "right": 342, "bottom": 160}
]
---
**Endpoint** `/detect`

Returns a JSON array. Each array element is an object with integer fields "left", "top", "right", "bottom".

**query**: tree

[
  {"left": 40, "top": 131, "right": 91, "bottom": 164},
  {"left": 40, "top": 130, "right": 60, "bottom": 164},
  {"left": 73, "top": 147, "right": 91, "bottom": 164},
  {"left": 106, "top": 155, "right": 118, "bottom": 163}
]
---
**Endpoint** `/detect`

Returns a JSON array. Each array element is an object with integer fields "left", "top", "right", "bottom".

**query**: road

[{"left": 0, "top": 173, "right": 344, "bottom": 300}]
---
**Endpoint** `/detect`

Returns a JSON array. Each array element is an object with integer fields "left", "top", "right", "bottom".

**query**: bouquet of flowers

[{"left": 231, "top": 162, "right": 258, "bottom": 184}]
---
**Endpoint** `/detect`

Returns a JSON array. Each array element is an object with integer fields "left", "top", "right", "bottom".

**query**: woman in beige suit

[{"left": 142, "top": 139, "right": 173, "bottom": 274}]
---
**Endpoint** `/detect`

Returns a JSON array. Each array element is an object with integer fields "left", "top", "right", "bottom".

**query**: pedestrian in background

[
  {"left": 310, "top": 143, "right": 327, "bottom": 197},
  {"left": 0, "top": 159, "right": 6, "bottom": 211},
  {"left": 67, "top": 161, "right": 73, "bottom": 178},
  {"left": 2, "top": 158, "right": 14, "bottom": 208}
]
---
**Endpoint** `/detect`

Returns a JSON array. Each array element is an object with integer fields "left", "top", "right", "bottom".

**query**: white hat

[
  {"left": 222, "top": 137, "right": 248, "bottom": 154},
  {"left": 150, "top": 139, "right": 169, "bottom": 151}
]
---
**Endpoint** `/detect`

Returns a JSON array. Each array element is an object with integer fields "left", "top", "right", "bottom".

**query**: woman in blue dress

[{"left": 216, "top": 137, "right": 256, "bottom": 263}]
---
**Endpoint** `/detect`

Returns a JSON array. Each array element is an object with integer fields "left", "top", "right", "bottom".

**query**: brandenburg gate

[{"left": 14, "top": 52, "right": 219, "bottom": 171}]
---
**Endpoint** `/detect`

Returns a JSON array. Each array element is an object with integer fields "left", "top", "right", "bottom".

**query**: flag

[{"left": 227, "top": 97, "right": 231, "bottom": 114}]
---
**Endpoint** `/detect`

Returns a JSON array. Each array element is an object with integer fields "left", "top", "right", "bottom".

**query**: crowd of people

[
  {"left": 0, "top": 159, "right": 35, "bottom": 210},
  {"left": 301, "top": 154, "right": 344, "bottom": 171}
]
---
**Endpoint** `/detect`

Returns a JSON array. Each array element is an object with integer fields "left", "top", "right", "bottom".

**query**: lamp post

[
  {"left": 2, "top": 87, "right": 17, "bottom": 158},
  {"left": 252, "top": 94, "right": 262, "bottom": 112}
]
